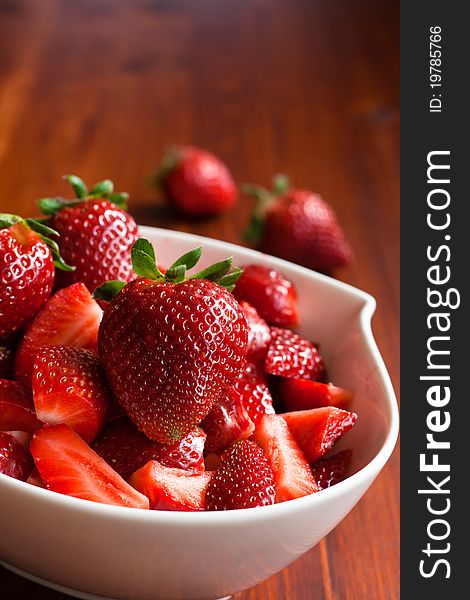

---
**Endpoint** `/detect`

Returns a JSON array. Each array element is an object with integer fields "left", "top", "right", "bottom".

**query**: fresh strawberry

[
  {"left": 0, "top": 346, "right": 14, "bottom": 379},
  {"left": 0, "top": 431, "right": 34, "bottom": 481},
  {"left": 26, "top": 467, "right": 45, "bottom": 487},
  {"left": 239, "top": 301, "right": 272, "bottom": 363},
  {"left": 233, "top": 265, "right": 298, "bottom": 327},
  {"left": 204, "top": 452, "right": 221, "bottom": 471},
  {"left": 0, "top": 379, "right": 42, "bottom": 433},
  {"left": 30, "top": 424, "right": 149, "bottom": 508},
  {"left": 278, "top": 378, "right": 354, "bottom": 411},
  {"left": 92, "top": 418, "right": 206, "bottom": 480},
  {"left": 233, "top": 362, "right": 274, "bottom": 425},
  {"left": 201, "top": 388, "right": 254, "bottom": 453},
  {"left": 98, "top": 240, "right": 248, "bottom": 444},
  {"left": 205, "top": 440, "right": 275, "bottom": 511},
  {"left": 310, "top": 449, "right": 352, "bottom": 489},
  {"left": 38, "top": 175, "right": 139, "bottom": 292},
  {"left": 14, "top": 282, "right": 103, "bottom": 384},
  {"left": 265, "top": 327, "right": 325, "bottom": 381},
  {"left": 32, "top": 347, "right": 111, "bottom": 443},
  {"left": 153, "top": 146, "right": 237, "bottom": 217},
  {"left": 253, "top": 414, "right": 319, "bottom": 502},
  {"left": 130, "top": 460, "right": 213, "bottom": 511},
  {"left": 0, "top": 214, "right": 71, "bottom": 340},
  {"left": 282, "top": 407, "right": 357, "bottom": 463},
  {"left": 243, "top": 175, "right": 352, "bottom": 273}
]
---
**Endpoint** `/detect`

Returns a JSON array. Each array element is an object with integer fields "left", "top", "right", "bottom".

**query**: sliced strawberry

[
  {"left": 26, "top": 467, "right": 45, "bottom": 488},
  {"left": 239, "top": 301, "right": 272, "bottom": 363},
  {"left": 30, "top": 424, "right": 149, "bottom": 508},
  {"left": 310, "top": 449, "right": 353, "bottom": 489},
  {"left": 15, "top": 283, "right": 103, "bottom": 384},
  {"left": 92, "top": 418, "right": 206, "bottom": 480},
  {"left": 205, "top": 440, "right": 275, "bottom": 511},
  {"left": 0, "top": 346, "right": 14, "bottom": 379},
  {"left": 129, "top": 460, "right": 213, "bottom": 511},
  {"left": 233, "top": 363, "right": 275, "bottom": 424},
  {"left": 278, "top": 378, "right": 354, "bottom": 411},
  {"left": 201, "top": 388, "right": 254, "bottom": 453},
  {"left": 0, "top": 431, "right": 34, "bottom": 481},
  {"left": 32, "top": 347, "right": 111, "bottom": 443},
  {"left": 0, "top": 379, "right": 42, "bottom": 433},
  {"left": 282, "top": 407, "right": 357, "bottom": 463},
  {"left": 265, "top": 327, "right": 325, "bottom": 381},
  {"left": 253, "top": 414, "right": 319, "bottom": 502}
]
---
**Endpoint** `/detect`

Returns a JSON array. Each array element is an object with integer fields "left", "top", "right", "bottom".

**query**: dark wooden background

[{"left": 0, "top": 0, "right": 399, "bottom": 598}]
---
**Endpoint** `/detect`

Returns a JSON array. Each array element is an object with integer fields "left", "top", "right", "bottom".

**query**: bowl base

[{"left": 0, "top": 560, "right": 231, "bottom": 600}]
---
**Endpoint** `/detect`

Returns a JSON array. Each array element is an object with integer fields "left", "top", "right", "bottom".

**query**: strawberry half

[
  {"left": 32, "top": 347, "right": 111, "bottom": 443},
  {"left": 0, "top": 379, "right": 42, "bottom": 433},
  {"left": 253, "top": 414, "right": 319, "bottom": 502},
  {"left": 278, "top": 378, "right": 354, "bottom": 411},
  {"left": 31, "top": 424, "right": 149, "bottom": 509},
  {"left": 310, "top": 449, "right": 353, "bottom": 489},
  {"left": 265, "top": 327, "right": 325, "bottom": 381},
  {"left": 233, "top": 265, "right": 298, "bottom": 327},
  {"left": 92, "top": 418, "right": 206, "bottom": 480},
  {"left": 233, "top": 362, "right": 275, "bottom": 425},
  {"left": 0, "top": 431, "right": 34, "bottom": 481},
  {"left": 282, "top": 407, "right": 357, "bottom": 463},
  {"left": 205, "top": 440, "right": 276, "bottom": 511},
  {"left": 130, "top": 460, "right": 213, "bottom": 511},
  {"left": 14, "top": 282, "right": 103, "bottom": 384},
  {"left": 239, "top": 301, "right": 272, "bottom": 363},
  {"left": 26, "top": 467, "right": 45, "bottom": 488}
]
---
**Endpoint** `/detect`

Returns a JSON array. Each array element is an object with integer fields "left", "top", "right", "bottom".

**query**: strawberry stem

[{"left": 148, "top": 147, "right": 181, "bottom": 187}]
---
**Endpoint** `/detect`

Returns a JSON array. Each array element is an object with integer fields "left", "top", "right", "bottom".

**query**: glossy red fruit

[
  {"left": 32, "top": 347, "right": 111, "bottom": 443},
  {"left": 157, "top": 146, "right": 236, "bottom": 217},
  {"left": 205, "top": 440, "right": 275, "bottom": 511},
  {"left": 30, "top": 424, "right": 149, "bottom": 509},
  {"left": 0, "top": 219, "right": 55, "bottom": 340},
  {"left": 233, "top": 362, "right": 274, "bottom": 425},
  {"left": 265, "top": 327, "right": 325, "bottom": 381},
  {"left": 310, "top": 449, "right": 353, "bottom": 489},
  {"left": 201, "top": 388, "right": 254, "bottom": 453},
  {"left": 0, "top": 346, "right": 14, "bottom": 379},
  {"left": 14, "top": 282, "right": 103, "bottom": 384},
  {"left": 278, "top": 378, "right": 354, "bottom": 411},
  {"left": 282, "top": 407, "right": 357, "bottom": 463},
  {"left": 0, "top": 431, "right": 34, "bottom": 480},
  {"left": 92, "top": 418, "right": 206, "bottom": 480},
  {"left": 239, "top": 301, "right": 271, "bottom": 363},
  {"left": 130, "top": 460, "right": 213, "bottom": 511},
  {"left": 233, "top": 265, "right": 298, "bottom": 327},
  {"left": 253, "top": 414, "right": 319, "bottom": 502},
  {"left": 0, "top": 379, "right": 42, "bottom": 433}
]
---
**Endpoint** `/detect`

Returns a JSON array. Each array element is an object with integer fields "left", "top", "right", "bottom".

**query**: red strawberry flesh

[
  {"left": 0, "top": 379, "right": 42, "bottom": 433},
  {"left": 278, "top": 378, "right": 353, "bottom": 411}
]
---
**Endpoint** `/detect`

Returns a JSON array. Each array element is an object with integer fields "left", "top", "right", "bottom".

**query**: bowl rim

[{"left": 0, "top": 225, "right": 399, "bottom": 524}]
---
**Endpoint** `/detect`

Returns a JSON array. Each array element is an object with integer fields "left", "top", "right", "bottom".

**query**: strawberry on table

[
  {"left": 97, "top": 239, "right": 248, "bottom": 444},
  {"left": 130, "top": 460, "right": 213, "bottom": 511},
  {"left": 0, "top": 431, "right": 34, "bottom": 481},
  {"left": 14, "top": 282, "right": 103, "bottom": 384},
  {"left": 243, "top": 175, "right": 353, "bottom": 273},
  {"left": 0, "top": 379, "right": 42, "bottom": 433},
  {"left": 278, "top": 378, "right": 354, "bottom": 411},
  {"left": 152, "top": 146, "right": 237, "bottom": 217},
  {"left": 310, "top": 449, "right": 353, "bottom": 490},
  {"left": 282, "top": 407, "right": 357, "bottom": 463},
  {"left": 233, "top": 265, "right": 298, "bottom": 327},
  {"left": 205, "top": 440, "right": 275, "bottom": 511},
  {"left": 239, "top": 301, "right": 272, "bottom": 363},
  {"left": 38, "top": 175, "right": 139, "bottom": 293},
  {"left": 32, "top": 346, "right": 111, "bottom": 443},
  {"left": 265, "top": 327, "right": 325, "bottom": 381},
  {"left": 30, "top": 424, "right": 149, "bottom": 508},
  {"left": 233, "top": 362, "right": 275, "bottom": 425}
]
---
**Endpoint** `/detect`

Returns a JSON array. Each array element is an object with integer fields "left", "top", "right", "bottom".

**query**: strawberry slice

[
  {"left": 26, "top": 467, "right": 45, "bottom": 487},
  {"left": 129, "top": 460, "right": 213, "bottom": 511},
  {"left": 253, "top": 414, "right": 319, "bottom": 502},
  {"left": 0, "top": 379, "right": 42, "bottom": 433},
  {"left": 239, "top": 301, "right": 272, "bottom": 363},
  {"left": 265, "top": 327, "right": 325, "bottom": 381},
  {"left": 32, "top": 347, "right": 111, "bottom": 443},
  {"left": 201, "top": 388, "right": 254, "bottom": 453},
  {"left": 0, "top": 431, "right": 34, "bottom": 481},
  {"left": 233, "top": 363, "right": 275, "bottom": 424},
  {"left": 310, "top": 449, "right": 353, "bottom": 489},
  {"left": 278, "top": 378, "right": 354, "bottom": 411},
  {"left": 92, "top": 418, "right": 206, "bottom": 480},
  {"left": 282, "top": 407, "right": 357, "bottom": 463},
  {"left": 15, "top": 283, "right": 103, "bottom": 384},
  {"left": 30, "top": 424, "right": 149, "bottom": 508}
]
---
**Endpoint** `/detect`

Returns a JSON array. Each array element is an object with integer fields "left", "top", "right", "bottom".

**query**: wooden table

[{"left": 0, "top": 0, "right": 399, "bottom": 598}]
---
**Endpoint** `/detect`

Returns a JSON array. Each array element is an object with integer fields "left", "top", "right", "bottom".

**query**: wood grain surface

[{"left": 0, "top": 0, "right": 399, "bottom": 598}]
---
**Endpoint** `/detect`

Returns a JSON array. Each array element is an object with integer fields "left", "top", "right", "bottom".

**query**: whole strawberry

[
  {"left": 0, "top": 214, "right": 71, "bottom": 341},
  {"left": 38, "top": 175, "right": 139, "bottom": 293},
  {"left": 244, "top": 176, "right": 352, "bottom": 273},
  {"left": 97, "top": 239, "right": 248, "bottom": 444},
  {"left": 153, "top": 146, "right": 237, "bottom": 216}
]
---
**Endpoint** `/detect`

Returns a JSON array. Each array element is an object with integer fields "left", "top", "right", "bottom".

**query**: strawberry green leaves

[
  {"left": 93, "top": 280, "right": 127, "bottom": 301},
  {"left": 242, "top": 174, "right": 290, "bottom": 243}
]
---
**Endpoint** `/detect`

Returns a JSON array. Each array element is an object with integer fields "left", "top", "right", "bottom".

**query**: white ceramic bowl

[{"left": 0, "top": 226, "right": 399, "bottom": 600}]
